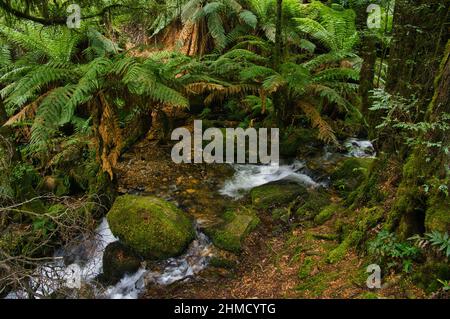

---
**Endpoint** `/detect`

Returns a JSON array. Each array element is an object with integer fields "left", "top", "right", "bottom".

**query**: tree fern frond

[
  {"left": 207, "top": 12, "right": 226, "bottom": 50},
  {"left": 262, "top": 74, "right": 287, "bottom": 93},
  {"left": 304, "top": 51, "right": 356, "bottom": 71},
  {"left": 298, "top": 101, "right": 337, "bottom": 145},
  {"left": 239, "top": 10, "right": 258, "bottom": 29},
  {"left": 239, "top": 65, "right": 276, "bottom": 82},
  {"left": 296, "top": 18, "right": 337, "bottom": 51},
  {"left": 313, "top": 67, "right": 360, "bottom": 83}
]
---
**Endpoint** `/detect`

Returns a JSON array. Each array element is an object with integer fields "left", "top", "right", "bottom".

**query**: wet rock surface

[{"left": 102, "top": 242, "right": 142, "bottom": 284}]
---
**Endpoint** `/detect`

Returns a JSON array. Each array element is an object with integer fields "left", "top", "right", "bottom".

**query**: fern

[
  {"left": 298, "top": 101, "right": 337, "bottom": 144},
  {"left": 296, "top": 1, "right": 358, "bottom": 52}
]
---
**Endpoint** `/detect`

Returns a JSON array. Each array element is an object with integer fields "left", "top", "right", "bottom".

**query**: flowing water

[
  {"left": 6, "top": 138, "right": 374, "bottom": 299},
  {"left": 344, "top": 138, "right": 376, "bottom": 158},
  {"left": 219, "top": 161, "right": 320, "bottom": 199},
  {"left": 6, "top": 220, "right": 212, "bottom": 299}
]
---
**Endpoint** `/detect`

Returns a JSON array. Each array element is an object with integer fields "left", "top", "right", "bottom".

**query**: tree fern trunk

[
  {"left": 359, "top": 34, "right": 377, "bottom": 124},
  {"left": 0, "top": 99, "right": 7, "bottom": 126},
  {"left": 273, "top": 0, "right": 285, "bottom": 127},
  {"left": 353, "top": 2, "right": 377, "bottom": 129},
  {"left": 273, "top": 0, "right": 283, "bottom": 71}
]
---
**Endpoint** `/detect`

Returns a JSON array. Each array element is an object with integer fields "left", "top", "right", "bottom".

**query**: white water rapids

[{"left": 219, "top": 161, "right": 320, "bottom": 199}]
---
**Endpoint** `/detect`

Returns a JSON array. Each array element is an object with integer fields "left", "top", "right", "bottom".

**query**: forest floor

[
  {"left": 144, "top": 215, "right": 425, "bottom": 299},
  {"left": 117, "top": 137, "right": 426, "bottom": 299}
]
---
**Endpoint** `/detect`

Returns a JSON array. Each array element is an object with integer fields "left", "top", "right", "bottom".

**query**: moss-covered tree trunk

[
  {"left": 390, "top": 40, "right": 450, "bottom": 237},
  {"left": 351, "top": 1, "right": 450, "bottom": 239},
  {"left": 382, "top": 1, "right": 449, "bottom": 237}
]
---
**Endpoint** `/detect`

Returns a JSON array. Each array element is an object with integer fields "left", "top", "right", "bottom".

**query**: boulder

[
  {"left": 206, "top": 207, "right": 259, "bottom": 253},
  {"left": 296, "top": 188, "right": 331, "bottom": 221},
  {"left": 251, "top": 181, "right": 308, "bottom": 209},
  {"left": 106, "top": 195, "right": 195, "bottom": 259},
  {"left": 102, "top": 241, "right": 142, "bottom": 284},
  {"left": 330, "top": 158, "right": 374, "bottom": 195}
]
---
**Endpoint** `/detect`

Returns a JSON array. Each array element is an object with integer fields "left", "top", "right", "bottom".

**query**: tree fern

[{"left": 295, "top": 1, "right": 358, "bottom": 52}]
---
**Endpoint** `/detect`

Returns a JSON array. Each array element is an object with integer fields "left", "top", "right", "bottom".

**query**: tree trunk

[
  {"left": 273, "top": 0, "right": 283, "bottom": 71},
  {"left": 351, "top": 1, "right": 450, "bottom": 239},
  {"left": 390, "top": 40, "right": 450, "bottom": 237},
  {"left": 386, "top": 0, "right": 449, "bottom": 102},
  {"left": 353, "top": 2, "right": 378, "bottom": 128},
  {"left": 0, "top": 99, "right": 7, "bottom": 126},
  {"left": 273, "top": 0, "right": 286, "bottom": 127},
  {"left": 359, "top": 34, "right": 377, "bottom": 121}
]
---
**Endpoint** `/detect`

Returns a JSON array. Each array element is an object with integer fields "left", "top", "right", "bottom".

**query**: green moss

[
  {"left": 412, "top": 261, "right": 450, "bottom": 294},
  {"left": 106, "top": 195, "right": 195, "bottom": 260},
  {"left": 251, "top": 182, "right": 307, "bottom": 209},
  {"left": 357, "top": 292, "right": 379, "bottom": 299},
  {"left": 296, "top": 270, "right": 340, "bottom": 297},
  {"left": 327, "top": 206, "right": 383, "bottom": 263},
  {"left": 271, "top": 208, "right": 291, "bottom": 223},
  {"left": 209, "top": 207, "right": 260, "bottom": 253},
  {"left": 350, "top": 157, "right": 391, "bottom": 207},
  {"left": 314, "top": 204, "right": 340, "bottom": 225},
  {"left": 298, "top": 257, "right": 314, "bottom": 279},
  {"left": 326, "top": 240, "right": 350, "bottom": 264},
  {"left": 331, "top": 158, "right": 374, "bottom": 196},
  {"left": 0, "top": 229, "right": 27, "bottom": 255},
  {"left": 296, "top": 189, "right": 331, "bottom": 221},
  {"left": 425, "top": 193, "right": 450, "bottom": 233},
  {"left": 312, "top": 233, "right": 338, "bottom": 241}
]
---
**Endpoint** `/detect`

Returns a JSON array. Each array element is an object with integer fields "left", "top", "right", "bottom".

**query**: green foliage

[
  {"left": 368, "top": 230, "right": 421, "bottom": 273},
  {"left": 295, "top": 1, "right": 358, "bottom": 52},
  {"left": 151, "top": 0, "right": 257, "bottom": 51},
  {"left": 438, "top": 279, "right": 450, "bottom": 291},
  {"left": 371, "top": 88, "right": 450, "bottom": 192},
  {"left": 410, "top": 231, "right": 450, "bottom": 259},
  {"left": 193, "top": 41, "right": 361, "bottom": 143},
  {"left": 0, "top": 26, "right": 190, "bottom": 161}
]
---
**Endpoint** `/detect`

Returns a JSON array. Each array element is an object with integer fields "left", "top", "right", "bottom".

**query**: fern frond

[{"left": 298, "top": 101, "right": 337, "bottom": 145}]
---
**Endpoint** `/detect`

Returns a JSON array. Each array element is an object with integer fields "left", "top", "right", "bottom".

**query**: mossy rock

[
  {"left": 251, "top": 181, "right": 308, "bottom": 209},
  {"left": 102, "top": 241, "right": 142, "bottom": 284},
  {"left": 106, "top": 195, "right": 195, "bottom": 260},
  {"left": 331, "top": 158, "right": 374, "bottom": 195},
  {"left": 271, "top": 208, "right": 291, "bottom": 223},
  {"left": 327, "top": 206, "right": 383, "bottom": 264},
  {"left": 326, "top": 239, "right": 351, "bottom": 264},
  {"left": 314, "top": 203, "right": 340, "bottom": 225},
  {"left": 296, "top": 188, "right": 331, "bottom": 221},
  {"left": 207, "top": 207, "right": 259, "bottom": 253}
]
